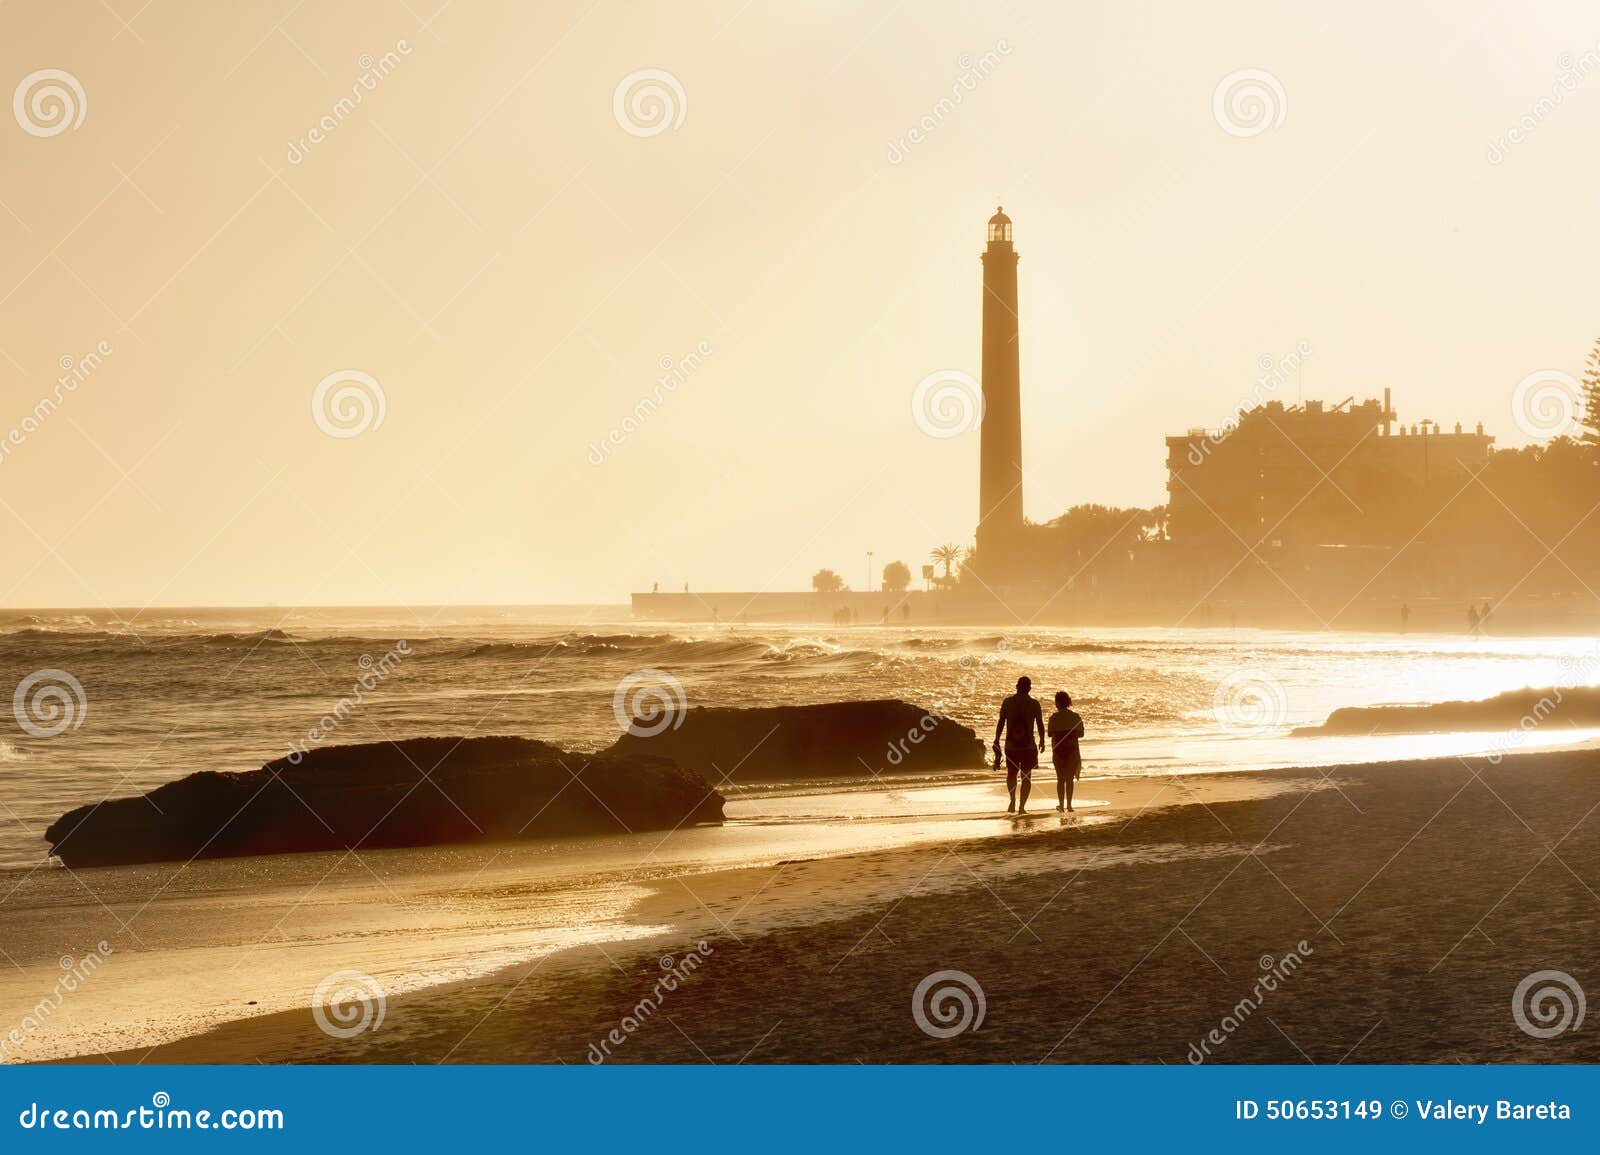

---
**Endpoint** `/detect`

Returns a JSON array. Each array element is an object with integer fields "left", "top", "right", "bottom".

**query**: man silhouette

[{"left": 994, "top": 676, "right": 1045, "bottom": 813}]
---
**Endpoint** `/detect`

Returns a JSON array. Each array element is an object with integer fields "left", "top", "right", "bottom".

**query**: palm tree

[
  {"left": 1582, "top": 337, "right": 1600, "bottom": 450},
  {"left": 929, "top": 544, "right": 962, "bottom": 581}
]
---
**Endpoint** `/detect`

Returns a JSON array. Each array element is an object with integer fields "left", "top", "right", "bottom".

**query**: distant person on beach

[
  {"left": 1400, "top": 603, "right": 1411, "bottom": 633},
  {"left": 1048, "top": 691, "right": 1085, "bottom": 812},
  {"left": 994, "top": 676, "right": 1045, "bottom": 814},
  {"left": 1467, "top": 603, "right": 1480, "bottom": 637}
]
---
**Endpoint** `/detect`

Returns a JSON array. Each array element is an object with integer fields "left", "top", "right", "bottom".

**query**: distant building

[
  {"left": 1165, "top": 390, "right": 1493, "bottom": 553},
  {"left": 959, "top": 205, "right": 1500, "bottom": 610}
]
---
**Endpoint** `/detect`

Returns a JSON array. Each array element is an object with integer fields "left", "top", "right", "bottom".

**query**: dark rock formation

[
  {"left": 606, "top": 698, "right": 986, "bottom": 781},
  {"left": 45, "top": 700, "right": 983, "bottom": 867},
  {"left": 1294, "top": 685, "right": 1600, "bottom": 736},
  {"left": 44, "top": 736, "right": 723, "bottom": 868}
]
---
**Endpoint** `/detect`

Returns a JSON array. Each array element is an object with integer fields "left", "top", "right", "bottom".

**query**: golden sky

[{"left": 2, "top": 0, "right": 1598, "bottom": 606}]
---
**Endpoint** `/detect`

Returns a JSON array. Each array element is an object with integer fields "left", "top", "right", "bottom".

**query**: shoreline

[
  {"left": 53, "top": 768, "right": 1295, "bottom": 1065},
  {"left": 64, "top": 745, "right": 1600, "bottom": 1064}
]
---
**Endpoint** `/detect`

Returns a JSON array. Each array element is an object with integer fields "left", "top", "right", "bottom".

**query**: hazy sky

[{"left": 3, "top": 0, "right": 1599, "bottom": 607}]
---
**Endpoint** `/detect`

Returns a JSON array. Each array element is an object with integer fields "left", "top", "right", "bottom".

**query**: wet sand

[
  {"left": 79, "top": 748, "right": 1600, "bottom": 1064},
  {"left": 4, "top": 769, "right": 1266, "bottom": 1062}
]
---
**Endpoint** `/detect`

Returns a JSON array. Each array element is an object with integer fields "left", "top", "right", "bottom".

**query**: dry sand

[{"left": 92, "top": 751, "right": 1600, "bottom": 1064}]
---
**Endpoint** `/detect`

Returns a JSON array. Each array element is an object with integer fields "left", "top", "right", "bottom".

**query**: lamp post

[{"left": 866, "top": 551, "right": 874, "bottom": 593}]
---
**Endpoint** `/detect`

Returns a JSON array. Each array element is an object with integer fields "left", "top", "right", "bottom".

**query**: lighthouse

[{"left": 976, "top": 206, "right": 1024, "bottom": 573}]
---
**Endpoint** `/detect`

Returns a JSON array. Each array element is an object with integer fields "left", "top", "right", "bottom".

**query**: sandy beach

[{"left": 77, "top": 747, "right": 1600, "bottom": 1065}]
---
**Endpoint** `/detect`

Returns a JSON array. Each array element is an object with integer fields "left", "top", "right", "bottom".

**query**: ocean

[
  {"left": 4, "top": 606, "right": 1599, "bottom": 872},
  {"left": 7, "top": 606, "right": 1600, "bottom": 1061}
]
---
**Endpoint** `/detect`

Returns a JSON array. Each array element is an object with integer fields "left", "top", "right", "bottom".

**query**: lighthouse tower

[{"left": 976, "top": 206, "right": 1023, "bottom": 574}]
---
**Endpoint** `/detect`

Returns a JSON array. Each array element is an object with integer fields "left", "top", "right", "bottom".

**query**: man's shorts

[{"left": 1004, "top": 745, "right": 1038, "bottom": 784}]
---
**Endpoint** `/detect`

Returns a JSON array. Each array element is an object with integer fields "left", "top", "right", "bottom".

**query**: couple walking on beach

[{"left": 993, "top": 676, "right": 1084, "bottom": 814}]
